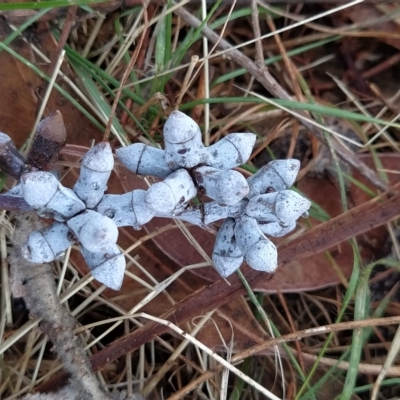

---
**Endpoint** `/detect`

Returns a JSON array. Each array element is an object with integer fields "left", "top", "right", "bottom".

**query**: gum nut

[
  {"left": 21, "top": 230, "right": 54, "bottom": 263},
  {"left": 274, "top": 190, "right": 311, "bottom": 225},
  {"left": 45, "top": 185, "right": 86, "bottom": 221},
  {"left": 116, "top": 144, "right": 173, "bottom": 178},
  {"left": 41, "top": 222, "right": 74, "bottom": 257},
  {"left": 259, "top": 221, "right": 296, "bottom": 237},
  {"left": 74, "top": 143, "right": 113, "bottom": 208},
  {"left": 247, "top": 159, "right": 300, "bottom": 197},
  {"left": 81, "top": 245, "right": 125, "bottom": 291},
  {"left": 145, "top": 169, "right": 196, "bottom": 213},
  {"left": 206, "top": 132, "right": 256, "bottom": 170},
  {"left": 67, "top": 210, "right": 119, "bottom": 253},
  {"left": 132, "top": 189, "right": 155, "bottom": 226},
  {"left": 163, "top": 110, "right": 201, "bottom": 144},
  {"left": 21, "top": 171, "right": 59, "bottom": 209},
  {"left": 235, "top": 216, "right": 278, "bottom": 273},
  {"left": 212, "top": 219, "right": 243, "bottom": 278},
  {"left": 82, "top": 142, "right": 113, "bottom": 172},
  {"left": 245, "top": 237, "right": 277, "bottom": 273},
  {"left": 193, "top": 166, "right": 249, "bottom": 205},
  {"left": 163, "top": 111, "right": 206, "bottom": 168},
  {"left": 245, "top": 192, "right": 280, "bottom": 223}
]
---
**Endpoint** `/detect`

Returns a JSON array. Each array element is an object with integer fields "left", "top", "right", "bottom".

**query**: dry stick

[
  {"left": 102, "top": 0, "right": 149, "bottom": 142},
  {"left": 173, "top": 3, "right": 389, "bottom": 193},
  {"left": 10, "top": 215, "right": 109, "bottom": 400}
]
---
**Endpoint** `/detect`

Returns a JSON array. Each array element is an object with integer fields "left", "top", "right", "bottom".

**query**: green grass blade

[{"left": 0, "top": 0, "right": 109, "bottom": 11}]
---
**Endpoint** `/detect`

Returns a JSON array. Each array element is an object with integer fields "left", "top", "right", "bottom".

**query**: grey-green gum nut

[
  {"left": 193, "top": 166, "right": 249, "bottom": 206},
  {"left": 145, "top": 169, "right": 196, "bottom": 213},
  {"left": 235, "top": 215, "right": 278, "bottom": 273},
  {"left": 21, "top": 171, "right": 85, "bottom": 221},
  {"left": 22, "top": 222, "right": 73, "bottom": 263},
  {"left": 245, "top": 192, "right": 280, "bottom": 223},
  {"left": 247, "top": 159, "right": 300, "bottom": 198},
  {"left": 212, "top": 218, "right": 243, "bottom": 278},
  {"left": 163, "top": 111, "right": 207, "bottom": 169},
  {"left": 80, "top": 245, "right": 125, "bottom": 291},
  {"left": 74, "top": 142, "right": 113, "bottom": 208},
  {"left": 116, "top": 143, "right": 173, "bottom": 179},
  {"left": 96, "top": 190, "right": 154, "bottom": 229},
  {"left": 258, "top": 221, "right": 296, "bottom": 237},
  {"left": 205, "top": 132, "right": 256, "bottom": 170},
  {"left": 67, "top": 210, "right": 118, "bottom": 253}
]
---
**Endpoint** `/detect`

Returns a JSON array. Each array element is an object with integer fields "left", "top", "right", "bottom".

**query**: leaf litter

[{"left": 1, "top": 1, "right": 400, "bottom": 399}]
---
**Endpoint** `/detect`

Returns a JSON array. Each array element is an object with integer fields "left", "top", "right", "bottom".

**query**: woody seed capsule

[
  {"left": 163, "top": 111, "right": 207, "bottom": 169},
  {"left": 21, "top": 171, "right": 85, "bottom": 221},
  {"left": 74, "top": 142, "right": 114, "bottom": 208},
  {"left": 96, "top": 189, "right": 155, "bottom": 230},
  {"left": 80, "top": 245, "right": 125, "bottom": 291},
  {"left": 193, "top": 166, "right": 249, "bottom": 205},
  {"left": 145, "top": 168, "right": 196, "bottom": 214},
  {"left": 212, "top": 218, "right": 243, "bottom": 278},
  {"left": 246, "top": 190, "right": 311, "bottom": 225},
  {"left": 116, "top": 143, "right": 174, "bottom": 179},
  {"left": 258, "top": 221, "right": 297, "bottom": 237},
  {"left": 0, "top": 132, "right": 26, "bottom": 179},
  {"left": 235, "top": 215, "right": 278, "bottom": 273},
  {"left": 205, "top": 133, "right": 256, "bottom": 170},
  {"left": 247, "top": 159, "right": 300, "bottom": 198},
  {"left": 21, "top": 222, "right": 74, "bottom": 263},
  {"left": 67, "top": 210, "right": 119, "bottom": 253}
]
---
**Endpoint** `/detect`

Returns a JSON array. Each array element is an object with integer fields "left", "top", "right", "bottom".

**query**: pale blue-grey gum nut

[
  {"left": 116, "top": 143, "right": 173, "bottom": 179},
  {"left": 163, "top": 111, "right": 207, "bottom": 169},
  {"left": 206, "top": 132, "right": 256, "bottom": 170},
  {"left": 80, "top": 245, "right": 125, "bottom": 291},
  {"left": 212, "top": 218, "right": 243, "bottom": 278},
  {"left": 235, "top": 215, "right": 278, "bottom": 273},
  {"left": 67, "top": 210, "right": 119, "bottom": 253},
  {"left": 247, "top": 159, "right": 300, "bottom": 198},
  {"left": 74, "top": 142, "right": 114, "bottom": 208}
]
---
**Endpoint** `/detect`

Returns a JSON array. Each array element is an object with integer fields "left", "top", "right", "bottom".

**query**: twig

[
  {"left": 172, "top": 1, "right": 389, "bottom": 192},
  {"left": 9, "top": 214, "right": 109, "bottom": 400}
]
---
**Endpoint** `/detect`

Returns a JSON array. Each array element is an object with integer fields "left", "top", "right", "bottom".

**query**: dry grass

[{"left": 1, "top": 1, "right": 400, "bottom": 399}]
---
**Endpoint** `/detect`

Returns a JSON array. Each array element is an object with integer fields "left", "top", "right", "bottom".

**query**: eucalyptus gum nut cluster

[
  {"left": 163, "top": 111, "right": 208, "bottom": 169},
  {"left": 73, "top": 142, "right": 113, "bottom": 208},
  {"left": 21, "top": 171, "right": 85, "bottom": 221},
  {"left": 115, "top": 143, "right": 173, "bottom": 179},
  {"left": 246, "top": 191, "right": 311, "bottom": 225},
  {"left": 80, "top": 245, "right": 125, "bottom": 291},
  {"left": 205, "top": 133, "right": 256, "bottom": 170},
  {"left": 193, "top": 166, "right": 249, "bottom": 205},
  {"left": 21, "top": 222, "right": 74, "bottom": 263},
  {"left": 235, "top": 215, "right": 278, "bottom": 273},
  {"left": 96, "top": 190, "right": 154, "bottom": 229},
  {"left": 212, "top": 218, "right": 243, "bottom": 278},
  {"left": 145, "top": 169, "right": 196, "bottom": 214},
  {"left": 67, "top": 210, "right": 119, "bottom": 253},
  {"left": 247, "top": 159, "right": 300, "bottom": 198}
]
